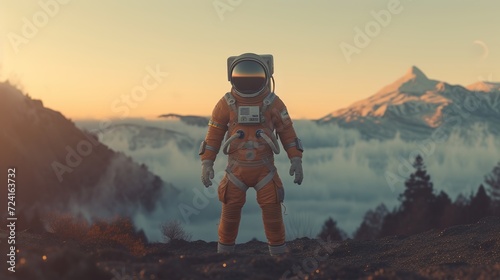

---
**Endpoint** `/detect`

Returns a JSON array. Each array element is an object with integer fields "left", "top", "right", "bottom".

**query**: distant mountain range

[
  {"left": 159, "top": 113, "right": 208, "bottom": 127},
  {"left": 317, "top": 66, "right": 500, "bottom": 140},
  {"left": 0, "top": 82, "right": 178, "bottom": 229}
]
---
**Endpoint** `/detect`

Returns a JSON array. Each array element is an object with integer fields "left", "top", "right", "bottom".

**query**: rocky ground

[{"left": 1, "top": 216, "right": 500, "bottom": 280}]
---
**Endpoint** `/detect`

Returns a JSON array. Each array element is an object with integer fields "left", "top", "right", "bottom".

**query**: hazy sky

[{"left": 1, "top": 0, "right": 499, "bottom": 119}]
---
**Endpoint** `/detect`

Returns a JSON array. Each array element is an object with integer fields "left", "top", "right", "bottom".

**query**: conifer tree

[
  {"left": 469, "top": 184, "right": 492, "bottom": 222},
  {"left": 395, "top": 155, "right": 436, "bottom": 235},
  {"left": 317, "top": 217, "right": 345, "bottom": 241},
  {"left": 354, "top": 203, "right": 388, "bottom": 240},
  {"left": 399, "top": 155, "right": 434, "bottom": 211},
  {"left": 485, "top": 162, "right": 500, "bottom": 215},
  {"left": 485, "top": 162, "right": 500, "bottom": 201}
]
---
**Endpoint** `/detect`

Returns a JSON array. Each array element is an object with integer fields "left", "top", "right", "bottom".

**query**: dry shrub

[
  {"left": 84, "top": 217, "right": 146, "bottom": 256},
  {"left": 161, "top": 219, "right": 192, "bottom": 243},
  {"left": 45, "top": 212, "right": 90, "bottom": 240},
  {"left": 44, "top": 213, "right": 146, "bottom": 256}
]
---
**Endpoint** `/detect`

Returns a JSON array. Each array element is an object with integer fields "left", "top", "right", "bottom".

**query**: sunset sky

[{"left": 1, "top": 0, "right": 498, "bottom": 120}]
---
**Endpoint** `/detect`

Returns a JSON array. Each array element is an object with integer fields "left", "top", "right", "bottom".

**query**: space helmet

[{"left": 227, "top": 53, "right": 274, "bottom": 97}]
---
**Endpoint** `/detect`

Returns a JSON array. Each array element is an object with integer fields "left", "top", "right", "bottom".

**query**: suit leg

[
  {"left": 256, "top": 175, "right": 286, "bottom": 251},
  {"left": 218, "top": 179, "right": 246, "bottom": 251}
]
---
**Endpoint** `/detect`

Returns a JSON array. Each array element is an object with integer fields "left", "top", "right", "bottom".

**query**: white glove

[
  {"left": 201, "top": 160, "right": 215, "bottom": 187},
  {"left": 289, "top": 157, "right": 303, "bottom": 185}
]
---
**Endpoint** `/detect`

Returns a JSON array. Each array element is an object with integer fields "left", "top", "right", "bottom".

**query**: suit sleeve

[
  {"left": 271, "top": 96, "right": 303, "bottom": 159},
  {"left": 200, "top": 97, "right": 230, "bottom": 162}
]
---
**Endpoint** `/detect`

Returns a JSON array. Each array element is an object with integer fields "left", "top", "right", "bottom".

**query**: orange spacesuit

[{"left": 199, "top": 53, "right": 303, "bottom": 256}]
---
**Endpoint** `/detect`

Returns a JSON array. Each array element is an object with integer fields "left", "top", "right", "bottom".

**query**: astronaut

[{"left": 199, "top": 53, "right": 303, "bottom": 256}]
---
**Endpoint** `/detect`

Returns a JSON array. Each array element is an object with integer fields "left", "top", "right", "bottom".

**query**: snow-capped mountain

[{"left": 317, "top": 66, "right": 500, "bottom": 140}]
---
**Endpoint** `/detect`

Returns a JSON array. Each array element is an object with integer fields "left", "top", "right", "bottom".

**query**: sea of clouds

[{"left": 76, "top": 118, "right": 500, "bottom": 243}]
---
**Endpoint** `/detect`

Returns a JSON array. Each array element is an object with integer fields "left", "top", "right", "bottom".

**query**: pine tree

[
  {"left": 317, "top": 217, "right": 345, "bottom": 241},
  {"left": 485, "top": 162, "right": 500, "bottom": 201},
  {"left": 399, "top": 155, "right": 434, "bottom": 211},
  {"left": 485, "top": 162, "right": 500, "bottom": 215},
  {"left": 432, "top": 191, "right": 452, "bottom": 228},
  {"left": 396, "top": 155, "right": 436, "bottom": 235},
  {"left": 354, "top": 203, "right": 388, "bottom": 240},
  {"left": 469, "top": 184, "right": 492, "bottom": 222}
]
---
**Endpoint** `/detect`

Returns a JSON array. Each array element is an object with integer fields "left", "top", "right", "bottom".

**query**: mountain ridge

[
  {"left": 0, "top": 82, "right": 178, "bottom": 230},
  {"left": 317, "top": 67, "right": 500, "bottom": 140}
]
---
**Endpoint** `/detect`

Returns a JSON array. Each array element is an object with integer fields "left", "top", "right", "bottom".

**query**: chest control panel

[{"left": 238, "top": 106, "right": 261, "bottom": 124}]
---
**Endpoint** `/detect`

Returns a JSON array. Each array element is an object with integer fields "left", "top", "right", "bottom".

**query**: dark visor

[{"left": 231, "top": 60, "right": 267, "bottom": 94}]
